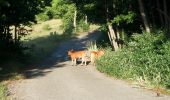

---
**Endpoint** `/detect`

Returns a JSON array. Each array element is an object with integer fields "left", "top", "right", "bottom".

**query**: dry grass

[
  {"left": 76, "top": 24, "right": 100, "bottom": 35},
  {"left": 89, "top": 24, "right": 100, "bottom": 32},
  {"left": 23, "top": 19, "right": 63, "bottom": 40},
  {"left": 21, "top": 19, "right": 69, "bottom": 64}
]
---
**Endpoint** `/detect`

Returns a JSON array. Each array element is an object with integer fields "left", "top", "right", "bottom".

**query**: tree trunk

[
  {"left": 156, "top": 8, "right": 170, "bottom": 34},
  {"left": 151, "top": 11, "right": 156, "bottom": 26},
  {"left": 116, "top": 27, "right": 123, "bottom": 48},
  {"left": 156, "top": 0, "right": 164, "bottom": 26},
  {"left": 73, "top": 10, "right": 77, "bottom": 31},
  {"left": 105, "top": 0, "right": 109, "bottom": 22},
  {"left": 116, "top": 27, "right": 120, "bottom": 40},
  {"left": 138, "top": 0, "right": 151, "bottom": 33},
  {"left": 108, "top": 24, "right": 119, "bottom": 51},
  {"left": 163, "top": 0, "right": 169, "bottom": 32},
  {"left": 85, "top": 14, "right": 87, "bottom": 24},
  {"left": 14, "top": 26, "right": 17, "bottom": 43},
  {"left": 107, "top": 31, "right": 113, "bottom": 46}
]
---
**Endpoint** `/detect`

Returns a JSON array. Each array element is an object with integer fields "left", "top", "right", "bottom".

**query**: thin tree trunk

[
  {"left": 156, "top": 8, "right": 170, "bottom": 35},
  {"left": 116, "top": 27, "right": 123, "bottom": 48},
  {"left": 116, "top": 27, "right": 120, "bottom": 40},
  {"left": 151, "top": 11, "right": 156, "bottom": 26},
  {"left": 105, "top": 0, "right": 109, "bottom": 22},
  {"left": 156, "top": 0, "right": 164, "bottom": 26},
  {"left": 107, "top": 31, "right": 113, "bottom": 46},
  {"left": 73, "top": 10, "right": 77, "bottom": 31},
  {"left": 85, "top": 14, "right": 87, "bottom": 24},
  {"left": 108, "top": 24, "right": 119, "bottom": 51},
  {"left": 14, "top": 26, "right": 18, "bottom": 43},
  {"left": 163, "top": 0, "right": 169, "bottom": 32},
  {"left": 7, "top": 26, "right": 11, "bottom": 44},
  {"left": 138, "top": 0, "right": 151, "bottom": 33},
  {"left": 4, "top": 27, "right": 7, "bottom": 35},
  {"left": 156, "top": 9, "right": 170, "bottom": 22}
]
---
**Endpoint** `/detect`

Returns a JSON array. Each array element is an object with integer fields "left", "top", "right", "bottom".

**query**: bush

[
  {"left": 77, "top": 20, "right": 90, "bottom": 32},
  {"left": 36, "top": 13, "right": 49, "bottom": 22},
  {"left": 97, "top": 32, "right": 170, "bottom": 89}
]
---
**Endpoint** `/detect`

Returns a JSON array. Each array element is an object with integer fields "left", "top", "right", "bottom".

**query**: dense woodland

[{"left": 0, "top": 0, "right": 170, "bottom": 92}]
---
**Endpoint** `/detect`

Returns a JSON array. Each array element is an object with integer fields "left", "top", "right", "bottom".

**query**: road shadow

[{"left": 24, "top": 30, "right": 102, "bottom": 79}]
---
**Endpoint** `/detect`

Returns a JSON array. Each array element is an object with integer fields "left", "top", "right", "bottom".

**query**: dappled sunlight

[
  {"left": 22, "top": 19, "right": 63, "bottom": 41},
  {"left": 23, "top": 31, "right": 74, "bottom": 63}
]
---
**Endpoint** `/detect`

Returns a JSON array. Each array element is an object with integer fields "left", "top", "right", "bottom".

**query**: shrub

[
  {"left": 97, "top": 32, "right": 170, "bottom": 89},
  {"left": 36, "top": 13, "right": 49, "bottom": 22},
  {"left": 77, "top": 20, "right": 90, "bottom": 32}
]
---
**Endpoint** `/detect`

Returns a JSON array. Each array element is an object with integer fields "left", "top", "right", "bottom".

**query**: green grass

[
  {"left": 0, "top": 83, "right": 7, "bottom": 100},
  {"left": 0, "top": 62, "right": 25, "bottom": 99}
]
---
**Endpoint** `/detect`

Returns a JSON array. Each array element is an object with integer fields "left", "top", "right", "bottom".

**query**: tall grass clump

[
  {"left": 0, "top": 83, "right": 7, "bottom": 100},
  {"left": 97, "top": 31, "right": 170, "bottom": 90},
  {"left": 86, "top": 41, "right": 98, "bottom": 51}
]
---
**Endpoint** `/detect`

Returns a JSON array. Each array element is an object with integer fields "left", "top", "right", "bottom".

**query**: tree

[
  {"left": 138, "top": 0, "right": 150, "bottom": 33},
  {"left": 156, "top": 0, "right": 164, "bottom": 26},
  {"left": 0, "top": 0, "right": 51, "bottom": 62},
  {"left": 48, "top": 0, "right": 170, "bottom": 48}
]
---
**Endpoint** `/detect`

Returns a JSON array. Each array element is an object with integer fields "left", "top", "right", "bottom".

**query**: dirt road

[{"left": 9, "top": 31, "right": 170, "bottom": 100}]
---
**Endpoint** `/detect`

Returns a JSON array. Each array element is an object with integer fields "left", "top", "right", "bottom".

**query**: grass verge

[{"left": 96, "top": 32, "right": 170, "bottom": 94}]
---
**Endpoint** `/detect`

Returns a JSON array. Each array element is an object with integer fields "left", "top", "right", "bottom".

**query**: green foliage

[
  {"left": 36, "top": 13, "right": 49, "bottom": 22},
  {"left": 0, "top": 0, "right": 50, "bottom": 64},
  {"left": 45, "top": 0, "right": 76, "bottom": 33},
  {"left": 62, "top": 4, "right": 76, "bottom": 27},
  {"left": 83, "top": 3, "right": 95, "bottom": 10},
  {"left": 0, "top": 1, "right": 51, "bottom": 89},
  {"left": 97, "top": 31, "right": 170, "bottom": 89},
  {"left": 112, "top": 11, "right": 136, "bottom": 26},
  {"left": 77, "top": 20, "right": 90, "bottom": 32},
  {"left": 98, "top": 25, "right": 111, "bottom": 47},
  {"left": 0, "top": 83, "right": 6, "bottom": 100},
  {"left": 99, "top": 24, "right": 108, "bottom": 32},
  {"left": 36, "top": 6, "right": 56, "bottom": 22}
]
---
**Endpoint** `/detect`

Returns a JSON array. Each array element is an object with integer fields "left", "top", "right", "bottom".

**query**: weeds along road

[{"left": 9, "top": 31, "right": 170, "bottom": 100}]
